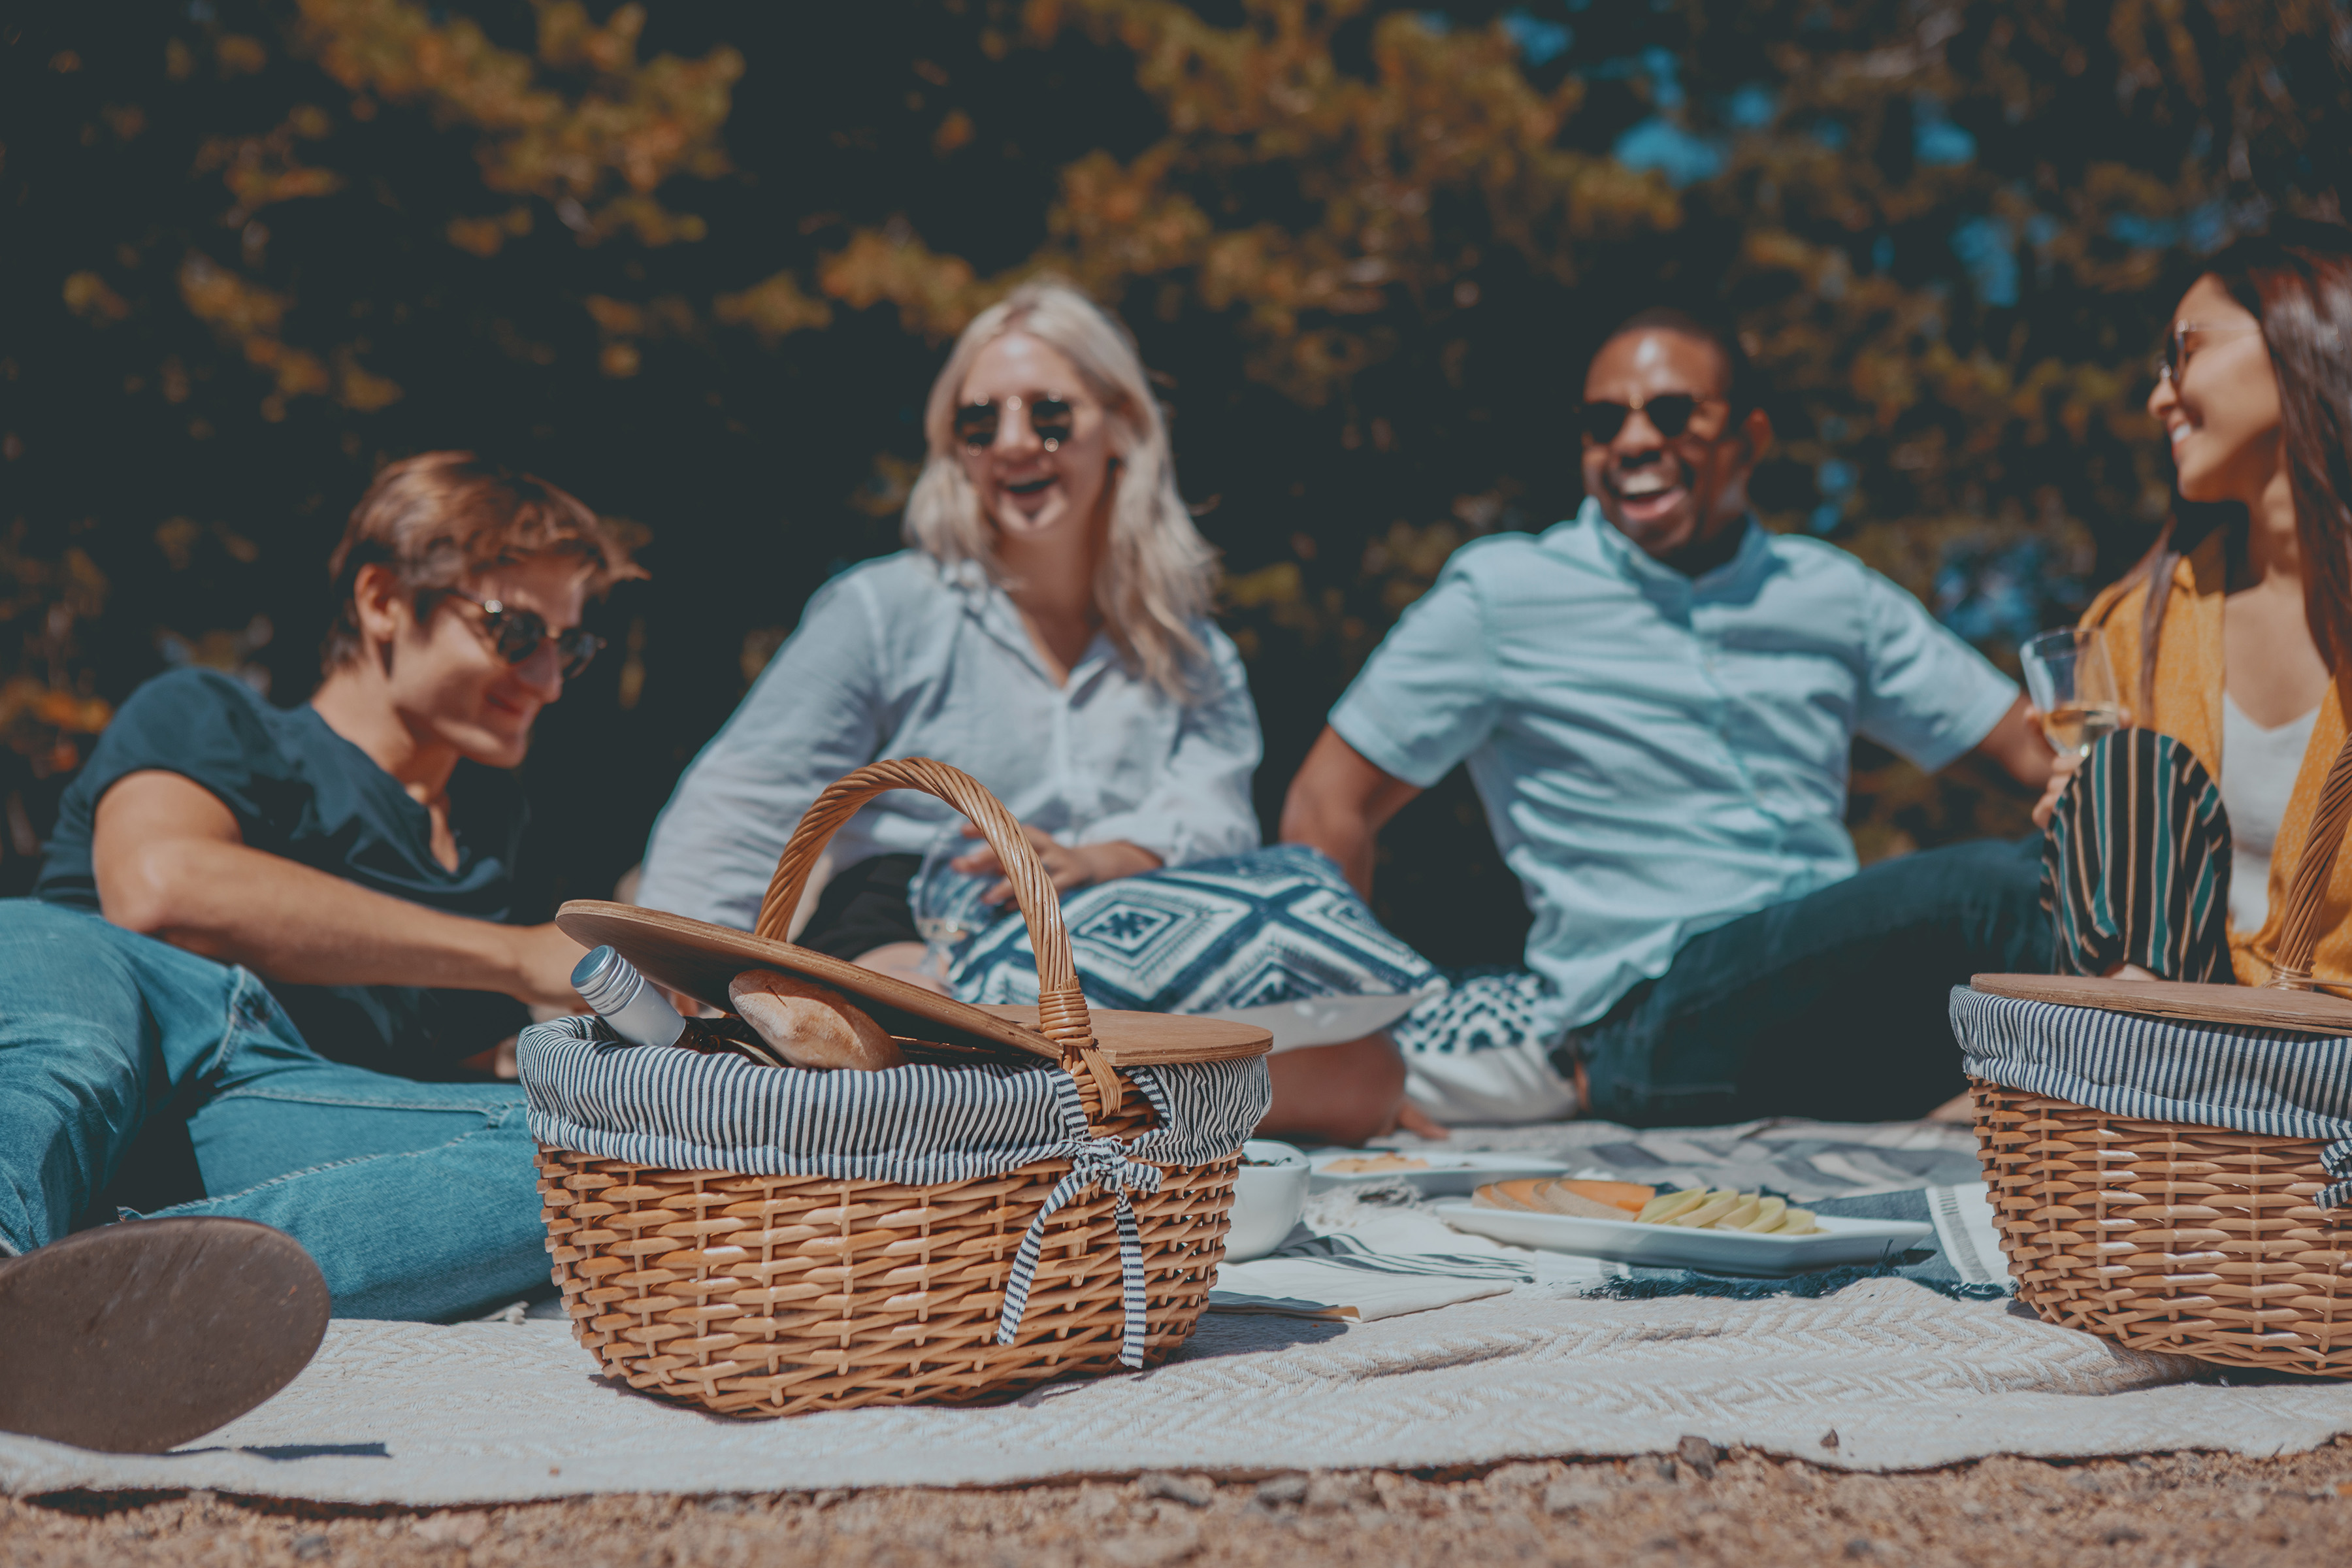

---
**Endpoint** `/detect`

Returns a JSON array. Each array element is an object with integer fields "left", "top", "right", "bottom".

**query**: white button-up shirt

[{"left": 636, "top": 550, "right": 1264, "bottom": 931}]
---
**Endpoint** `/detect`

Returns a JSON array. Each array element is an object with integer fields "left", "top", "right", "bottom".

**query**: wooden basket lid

[
  {"left": 556, "top": 900, "right": 1271, "bottom": 1068},
  {"left": 1969, "top": 972, "right": 2352, "bottom": 1037}
]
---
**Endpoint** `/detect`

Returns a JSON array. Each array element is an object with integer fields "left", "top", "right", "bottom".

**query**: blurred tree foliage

[{"left": 5, "top": 1, "right": 2349, "bottom": 963}]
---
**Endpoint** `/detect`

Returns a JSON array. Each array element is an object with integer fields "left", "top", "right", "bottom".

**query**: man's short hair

[
  {"left": 1592, "top": 305, "right": 1766, "bottom": 416},
  {"left": 322, "top": 451, "right": 634, "bottom": 672}
]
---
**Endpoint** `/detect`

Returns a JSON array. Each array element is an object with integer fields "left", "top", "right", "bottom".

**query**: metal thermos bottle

[{"left": 571, "top": 945, "right": 691, "bottom": 1049}]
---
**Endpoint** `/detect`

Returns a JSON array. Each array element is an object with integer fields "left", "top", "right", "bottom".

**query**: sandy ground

[{"left": 8, "top": 1439, "right": 2350, "bottom": 1567}]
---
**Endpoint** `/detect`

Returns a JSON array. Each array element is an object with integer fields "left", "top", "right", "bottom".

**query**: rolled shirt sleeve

[
  {"left": 636, "top": 574, "right": 888, "bottom": 930},
  {"left": 1853, "top": 567, "right": 2021, "bottom": 773},
  {"left": 1326, "top": 563, "right": 1499, "bottom": 789},
  {"left": 1079, "top": 623, "right": 1264, "bottom": 866}
]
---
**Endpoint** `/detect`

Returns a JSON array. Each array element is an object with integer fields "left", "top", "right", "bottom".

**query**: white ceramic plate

[
  {"left": 1203, "top": 986, "right": 1443, "bottom": 1052},
  {"left": 1434, "top": 1202, "right": 1933, "bottom": 1278},
  {"left": 1306, "top": 1150, "right": 1569, "bottom": 1196}
]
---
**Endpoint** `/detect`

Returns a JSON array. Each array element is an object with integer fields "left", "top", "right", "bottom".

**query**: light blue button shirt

[
  {"left": 1328, "top": 500, "right": 2019, "bottom": 1037},
  {"left": 638, "top": 551, "right": 1264, "bottom": 932}
]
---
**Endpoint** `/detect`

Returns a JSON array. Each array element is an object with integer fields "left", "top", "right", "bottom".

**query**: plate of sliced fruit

[{"left": 1435, "top": 1180, "right": 1932, "bottom": 1277}]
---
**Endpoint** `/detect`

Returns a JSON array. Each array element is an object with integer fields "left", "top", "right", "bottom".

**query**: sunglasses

[
  {"left": 953, "top": 394, "right": 1076, "bottom": 454},
  {"left": 446, "top": 590, "right": 604, "bottom": 680},
  {"left": 1575, "top": 392, "right": 1729, "bottom": 444},
  {"left": 2155, "top": 321, "right": 2262, "bottom": 385}
]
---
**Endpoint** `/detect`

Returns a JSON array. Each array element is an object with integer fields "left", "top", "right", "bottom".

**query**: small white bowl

[{"left": 1226, "top": 1139, "right": 1311, "bottom": 1262}]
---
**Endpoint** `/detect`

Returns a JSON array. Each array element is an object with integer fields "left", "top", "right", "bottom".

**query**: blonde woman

[{"left": 638, "top": 280, "right": 1441, "bottom": 1142}]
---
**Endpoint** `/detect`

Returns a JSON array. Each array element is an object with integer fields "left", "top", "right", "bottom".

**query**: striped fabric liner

[
  {"left": 1952, "top": 985, "right": 2352, "bottom": 1211},
  {"left": 517, "top": 1016, "right": 1269, "bottom": 1365},
  {"left": 2044, "top": 728, "right": 2232, "bottom": 984}
]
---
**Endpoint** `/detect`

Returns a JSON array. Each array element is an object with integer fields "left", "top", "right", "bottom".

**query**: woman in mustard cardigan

[{"left": 2036, "top": 221, "right": 2351, "bottom": 989}]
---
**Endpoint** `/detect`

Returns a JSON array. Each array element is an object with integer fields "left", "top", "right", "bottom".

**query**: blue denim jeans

[
  {"left": 0, "top": 900, "right": 548, "bottom": 1320},
  {"left": 1568, "top": 834, "right": 2055, "bottom": 1126}
]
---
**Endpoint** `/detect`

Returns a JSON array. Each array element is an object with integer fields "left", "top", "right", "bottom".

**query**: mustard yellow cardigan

[{"left": 2083, "top": 531, "right": 2349, "bottom": 987}]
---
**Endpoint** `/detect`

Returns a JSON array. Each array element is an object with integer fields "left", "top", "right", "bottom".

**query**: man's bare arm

[
  {"left": 1966, "top": 694, "right": 2057, "bottom": 793},
  {"left": 1279, "top": 727, "right": 1423, "bottom": 898},
  {"left": 93, "top": 770, "right": 583, "bottom": 1008}
]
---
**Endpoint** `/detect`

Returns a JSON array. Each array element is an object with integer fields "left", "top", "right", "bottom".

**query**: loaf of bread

[{"left": 727, "top": 970, "right": 905, "bottom": 1071}]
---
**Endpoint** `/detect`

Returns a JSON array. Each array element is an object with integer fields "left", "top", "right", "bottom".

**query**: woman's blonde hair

[{"left": 903, "top": 278, "right": 1218, "bottom": 701}]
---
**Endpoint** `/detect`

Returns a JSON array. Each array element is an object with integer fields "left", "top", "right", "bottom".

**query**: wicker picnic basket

[
  {"left": 521, "top": 758, "right": 1271, "bottom": 1417},
  {"left": 1960, "top": 732, "right": 2352, "bottom": 1377}
]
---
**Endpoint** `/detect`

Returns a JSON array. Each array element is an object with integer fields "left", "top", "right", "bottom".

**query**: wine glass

[
  {"left": 2021, "top": 629, "right": 2129, "bottom": 759},
  {"left": 911, "top": 828, "right": 994, "bottom": 987}
]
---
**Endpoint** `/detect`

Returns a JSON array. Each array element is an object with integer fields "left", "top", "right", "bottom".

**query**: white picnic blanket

[
  {"left": 8, "top": 1119, "right": 2347, "bottom": 1503},
  {"left": 6, "top": 1279, "right": 2350, "bottom": 1505}
]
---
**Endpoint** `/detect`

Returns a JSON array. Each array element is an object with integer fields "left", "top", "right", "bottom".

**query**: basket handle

[
  {"left": 2269, "top": 728, "right": 2352, "bottom": 991},
  {"left": 751, "top": 757, "right": 1119, "bottom": 1110}
]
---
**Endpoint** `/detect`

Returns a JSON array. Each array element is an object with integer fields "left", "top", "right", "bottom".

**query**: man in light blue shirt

[{"left": 1284, "top": 307, "right": 2055, "bottom": 1126}]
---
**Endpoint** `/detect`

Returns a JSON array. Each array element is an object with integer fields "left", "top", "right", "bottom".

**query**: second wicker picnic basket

[
  {"left": 517, "top": 758, "right": 1273, "bottom": 1416},
  {"left": 1957, "top": 732, "right": 2352, "bottom": 1377}
]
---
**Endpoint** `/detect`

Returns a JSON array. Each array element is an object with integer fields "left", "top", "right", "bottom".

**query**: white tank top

[{"left": 2222, "top": 693, "right": 2321, "bottom": 932}]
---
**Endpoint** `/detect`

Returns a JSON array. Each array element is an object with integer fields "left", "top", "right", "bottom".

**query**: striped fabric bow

[{"left": 994, "top": 1136, "right": 1166, "bottom": 1369}]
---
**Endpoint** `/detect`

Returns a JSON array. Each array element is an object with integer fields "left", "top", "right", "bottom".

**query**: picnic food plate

[
  {"left": 1307, "top": 1150, "right": 1569, "bottom": 1195},
  {"left": 1434, "top": 1203, "right": 1931, "bottom": 1278}
]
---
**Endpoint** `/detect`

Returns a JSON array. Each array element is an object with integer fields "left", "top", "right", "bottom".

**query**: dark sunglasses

[
  {"left": 953, "top": 394, "right": 1076, "bottom": 453},
  {"left": 1575, "top": 392, "right": 1728, "bottom": 444},
  {"left": 446, "top": 590, "right": 604, "bottom": 680},
  {"left": 2155, "top": 321, "right": 2261, "bottom": 385}
]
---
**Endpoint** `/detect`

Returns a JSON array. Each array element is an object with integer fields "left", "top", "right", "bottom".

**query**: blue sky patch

[
  {"left": 1503, "top": 9, "right": 1572, "bottom": 65},
  {"left": 1613, "top": 118, "right": 1724, "bottom": 186}
]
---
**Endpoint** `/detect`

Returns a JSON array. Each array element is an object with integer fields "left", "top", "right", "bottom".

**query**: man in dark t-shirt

[
  {"left": 0, "top": 453, "right": 629, "bottom": 1454},
  {"left": 37, "top": 667, "right": 536, "bottom": 1079}
]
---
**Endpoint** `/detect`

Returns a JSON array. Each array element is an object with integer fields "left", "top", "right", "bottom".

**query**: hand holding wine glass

[
  {"left": 945, "top": 821, "right": 1164, "bottom": 905},
  {"left": 2021, "top": 629, "right": 2128, "bottom": 759},
  {"left": 911, "top": 830, "right": 993, "bottom": 987},
  {"left": 2021, "top": 629, "right": 2127, "bottom": 830}
]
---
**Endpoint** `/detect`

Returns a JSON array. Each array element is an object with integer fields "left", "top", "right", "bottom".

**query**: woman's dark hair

[{"left": 2111, "top": 219, "right": 2352, "bottom": 714}]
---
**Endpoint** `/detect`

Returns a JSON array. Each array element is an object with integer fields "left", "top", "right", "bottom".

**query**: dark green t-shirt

[{"left": 36, "top": 667, "right": 532, "bottom": 1077}]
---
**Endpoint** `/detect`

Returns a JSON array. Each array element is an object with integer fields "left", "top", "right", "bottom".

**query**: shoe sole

[{"left": 0, "top": 1217, "right": 329, "bottom": 1454}]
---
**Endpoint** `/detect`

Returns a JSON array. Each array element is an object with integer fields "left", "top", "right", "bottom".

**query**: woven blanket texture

[
  {"left": 9, "top": 1118, "right": 2346, "bottom": 1504},
  {"left": 7, "top": 1282, "right": 2351, "bottom": 1505}
]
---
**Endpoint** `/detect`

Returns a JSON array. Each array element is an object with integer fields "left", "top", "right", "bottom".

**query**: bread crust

[{"left": 727, "top": 970, "right": 906, "bottom": 1071}]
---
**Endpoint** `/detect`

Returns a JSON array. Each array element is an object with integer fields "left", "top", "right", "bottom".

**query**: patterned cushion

[
  {"left": 1392, "top": 968, "right": 1554, "bottom": 1058},
  {"left": 951, "top": 845, "right": 1444, "bottom": 1047},
  {"left": 1951, "top": 984, "right": 2352, "bottom": 1209}
]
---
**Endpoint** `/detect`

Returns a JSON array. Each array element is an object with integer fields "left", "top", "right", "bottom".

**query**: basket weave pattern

[
  {"left": 534, "top": 758, "right": 1252, "bottom": 1414},
  {"left": 1972, "top": 1080, "right": 2352, "bottom": 1377},
  {"left": 536, "top": 1085, "right": 1237, "bottom": 1415}
]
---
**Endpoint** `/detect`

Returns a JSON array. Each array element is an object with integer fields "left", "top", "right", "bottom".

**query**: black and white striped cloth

[
  {"left": 518, "top": 1016, "right": 1269, "bottom": 1365},
  {"left": 1952, "top": 985, "right": 2352, "bottom": 1211}
]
